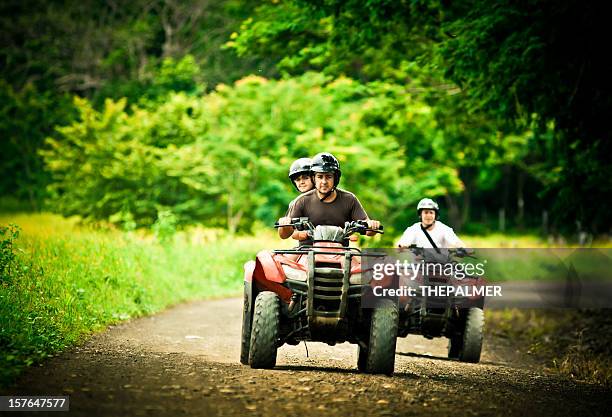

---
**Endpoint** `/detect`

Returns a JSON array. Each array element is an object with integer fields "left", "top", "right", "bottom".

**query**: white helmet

[{"left": 417, "top": 198, "right": 439, "bottom": 218}]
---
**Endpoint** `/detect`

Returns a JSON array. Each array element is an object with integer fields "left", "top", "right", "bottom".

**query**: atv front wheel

[
  {"left": 365, "top": 300, "right": 398, "bottom": 375},
  {"left": 447, "top": 335, "right": 462, "bottom": 359},
  {"left": 248, "top": 291, "right": 280, "bottom": 369},
  {"left": 458, "top": 307, "right": 484, "bottom": 363}
]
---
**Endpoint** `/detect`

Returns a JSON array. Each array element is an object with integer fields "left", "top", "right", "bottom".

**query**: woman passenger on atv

[
  {"left": 397, "top": 198, "right": 467, "bottom": 249},
  {"left": 288, "top": 157, "right": 314, "bottom": 195},
  {"left": 278, "top": 152, "right": 380, "bottom": 241},
  {"left": 286, "top": 158, "right": 314, "bottom": 240}
]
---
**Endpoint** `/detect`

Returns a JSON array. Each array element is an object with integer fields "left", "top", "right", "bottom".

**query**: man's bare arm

[{"left": 277, "top": 216, "right": 294, "bottom": 239}]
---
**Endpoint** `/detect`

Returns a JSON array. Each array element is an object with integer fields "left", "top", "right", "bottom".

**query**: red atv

[
  {"left": 240, "top": 218, "right": 398, "bottom": 374},
  {"left": 396, "top": 247, "right": 486, "bottom": 363}
]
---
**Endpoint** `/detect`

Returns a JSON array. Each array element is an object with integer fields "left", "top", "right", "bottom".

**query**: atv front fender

[
  {"left": 252, "top": 250, "right": 292, "bottom": 303},
  {"left": 243, "top": 261, "right": 256, "bottom": 319},
  {"left": 244, "top": 260, "right": 256, "bottom": 283}
]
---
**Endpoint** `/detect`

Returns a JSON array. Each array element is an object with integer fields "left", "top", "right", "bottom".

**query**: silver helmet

[{"left": 417, "top": 198, "right": 439, "bottom": 219}]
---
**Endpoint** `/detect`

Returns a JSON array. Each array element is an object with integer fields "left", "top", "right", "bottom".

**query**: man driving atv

[
  {"left": 278, "top": 152, "right": 380, "bottom": 240},
  {"left": 397, "top": 198, "right": 467, "bottom": 249}
]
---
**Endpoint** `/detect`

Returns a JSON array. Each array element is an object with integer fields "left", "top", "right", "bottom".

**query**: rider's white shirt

[{"left": 397, "top": 221, "right": 464, "bottom": 248}]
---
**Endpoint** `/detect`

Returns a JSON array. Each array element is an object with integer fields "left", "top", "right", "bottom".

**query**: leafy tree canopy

[
  {"left": 229, "top": 0, "right": 612, "bottom": 233},
  {"left": 42, "top": 73, "right": 491, "bottom": 233}
]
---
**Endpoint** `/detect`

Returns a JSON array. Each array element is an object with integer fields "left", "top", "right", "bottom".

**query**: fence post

[
  {"left": 542, "top": 210, "right": 548, "bottom": 236},
  {"left": 498, "top": 208, "right": 505, "bottom": 232}
]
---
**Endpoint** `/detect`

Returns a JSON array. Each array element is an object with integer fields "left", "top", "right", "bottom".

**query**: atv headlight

[{"left": 282, "top": 264, "right": 307, "bottom": 282}]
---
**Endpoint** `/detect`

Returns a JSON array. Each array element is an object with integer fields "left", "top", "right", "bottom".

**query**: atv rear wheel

[
  {"left": 248, "top": 291, "right": 280, "bottom": 369},
  {"left": 458, "top": 307, "right": 484, "bottom": 363},
  {"left": 240, "top": 290, "right": 252, "bottom": 365},
  {"left": 365, "top": 300, "right": 398, "bottom": 375}
]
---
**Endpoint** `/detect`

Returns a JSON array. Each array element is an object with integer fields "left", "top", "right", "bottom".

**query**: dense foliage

[
  {"left": 0, "top": 213, "right": 276, "bottom": 385},
  {"left": 1, "top": 0, "right": 610, "bottom": 235},
  {"left": 1, "top": 0, "right": 273, "bottom": 210},
  {"left": 229, "top": 0, "right": 611, "bottom": 234},
  {"left": 42, "top": 74, "right": 469, "bottom": 233}
]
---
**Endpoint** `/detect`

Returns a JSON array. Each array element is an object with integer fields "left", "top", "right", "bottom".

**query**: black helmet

[
  {"left": 288, "top": 157, "right": 312, "bottom": 191},
  {"left": 310, "top": 152, "right": 341, "bottom": 187},
  {"left": 288, "top": 158, "right": 312, "bottom": 180}
]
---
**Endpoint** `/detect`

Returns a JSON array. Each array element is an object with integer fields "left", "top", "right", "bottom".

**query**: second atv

[{"left": 396, "top": 247, "right": 486, "bottom": 363}]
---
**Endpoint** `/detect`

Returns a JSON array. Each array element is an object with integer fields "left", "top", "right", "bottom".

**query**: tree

[
  {"left": 0, "top": 0, "right": 276, "bottom": 208},
  {"left": 230, "top": 0, "right": 612, "bottom": 234},
  {"left": 0, "top": 81, "right": 74, "bottom": 208},
  {"left": 42, "top": 74, "right": 463, "bottom": 232}
]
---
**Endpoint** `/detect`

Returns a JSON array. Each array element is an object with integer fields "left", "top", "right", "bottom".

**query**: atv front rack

[
  {"left": 273, "top": 248, "right": 386, "bottom": 323},
  {"left": 273, "top": 247, "right": 386, "bottom": 257}
]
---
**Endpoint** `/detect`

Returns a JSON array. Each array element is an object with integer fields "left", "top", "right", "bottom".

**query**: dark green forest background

[{"left": 1, "top": 0, "right": 610, "bottom": 238}]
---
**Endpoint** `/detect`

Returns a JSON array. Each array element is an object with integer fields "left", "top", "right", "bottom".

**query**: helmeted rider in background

[
  {"left": 288, "top": 157, "right": 314, "bottom": 194},
  {"left": 278, "top": 152, "right": 380, "bottom": 240},
  {"left": 397, "top": 198, "right": 467, "bottom": 249},
  {"left": 286, "top": 158, "right": 315, "bottom": 240}
]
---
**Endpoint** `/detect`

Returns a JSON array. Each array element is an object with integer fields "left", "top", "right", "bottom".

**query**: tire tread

[{"left": 248, "top": 291, "right": 279, "bottom": 369}]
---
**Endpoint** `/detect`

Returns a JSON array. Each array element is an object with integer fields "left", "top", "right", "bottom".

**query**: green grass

[
  {"left": 400, "top": 232, "right": 612, "bottom": 282},
  {"left": 0, "top": 213, "right": 287, "bottom": 386},
  {"left": 463, "top": 232, "right": 612, "bottom": 249},
  {"left": 463, "top": 232, "right": 548, "bottom": 248},
  {"left": 466, "top": 248, "right": 612, "bottom": 282}
]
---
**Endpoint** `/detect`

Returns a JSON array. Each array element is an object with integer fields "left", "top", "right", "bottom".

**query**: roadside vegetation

[
  {"left": 0, "top": 213, "right": 286, "bottom": 386},
  {"left": 487, "top": 309, "right": 612, "bottom": 387}
]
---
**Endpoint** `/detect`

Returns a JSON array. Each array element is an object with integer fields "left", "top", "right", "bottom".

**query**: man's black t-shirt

[{"left": 286, "top": 188, "right": 368, "bottom": 227}]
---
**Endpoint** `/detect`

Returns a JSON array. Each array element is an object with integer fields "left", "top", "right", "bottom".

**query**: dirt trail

[{"left": 2, "top": 298, "right": 610, "bottom": 416}]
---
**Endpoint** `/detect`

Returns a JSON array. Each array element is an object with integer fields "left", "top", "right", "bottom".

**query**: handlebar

[
  {"left": 274, "top": 218, "right": 384, "bottom": 235},
  {"left": 405, "top": 245, "right": 476, "bottom": 259},
  {"left": 274, "top": 217, "right": 314, "bottom": 231},
  {"left": 347, "top": 220, "right": 384, "bottom": 235},
  {"left": 451, "top": 247, "right": 477, "bottom": 259}
]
